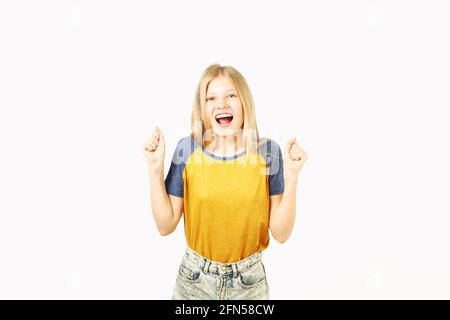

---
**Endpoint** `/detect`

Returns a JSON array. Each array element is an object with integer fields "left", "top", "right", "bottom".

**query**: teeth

[{"left": 215, "top": 113, "right": 233, "bottom": 119}]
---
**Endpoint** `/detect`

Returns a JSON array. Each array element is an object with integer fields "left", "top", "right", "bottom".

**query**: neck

[{"left": 206, "top": 134, "right": 245, "bottom": 157}]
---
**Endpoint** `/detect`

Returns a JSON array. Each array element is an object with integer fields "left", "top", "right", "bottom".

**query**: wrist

[
  {"left": 284, "top": 173, "right": 299, "bottom": 185},
  {"left": 148, "top": 165, "right": 164, "bottom": 180}
]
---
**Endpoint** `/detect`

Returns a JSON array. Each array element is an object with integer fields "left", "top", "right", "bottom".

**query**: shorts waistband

[{"left": 183, "top": 246, "right": 262, "bottom": 278}]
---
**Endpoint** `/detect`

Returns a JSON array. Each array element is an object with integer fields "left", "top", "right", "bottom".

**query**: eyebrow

[{"left": 206, "top": 89, "right": 237, "bottom": 96}]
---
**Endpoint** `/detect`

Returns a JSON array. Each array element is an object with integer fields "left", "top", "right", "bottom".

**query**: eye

[
  {"left": 228, "top": 94, "right": 237, "bottom": 98},
  {"left": 206, "top": 97, "right": 215, "bottom": 101}
]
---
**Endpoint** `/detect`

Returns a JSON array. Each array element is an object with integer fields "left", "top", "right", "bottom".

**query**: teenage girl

[{"left": 142, "top": 63, "right": 307, "bottom": 300}]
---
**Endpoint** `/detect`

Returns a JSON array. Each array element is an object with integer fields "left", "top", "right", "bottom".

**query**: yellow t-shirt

[{"left": 164, "top": 135, "right": 284, "bottom": 263}]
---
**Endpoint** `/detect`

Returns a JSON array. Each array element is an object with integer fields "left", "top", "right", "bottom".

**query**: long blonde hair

[{"left": 191, "top": 63, "right": 267, "bottom": 155}]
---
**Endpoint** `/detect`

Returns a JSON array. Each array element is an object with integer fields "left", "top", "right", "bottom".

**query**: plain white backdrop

[{"left": 0, "top": 0, "right": 449, "bottom": 299}]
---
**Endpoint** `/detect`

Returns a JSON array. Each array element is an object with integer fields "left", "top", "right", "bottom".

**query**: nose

[
  {"left": 216, "top": 97, "right": 229, "bottom": 109},
  {"left": 218, "top": 92, "right": 233, "bottom": 104}
]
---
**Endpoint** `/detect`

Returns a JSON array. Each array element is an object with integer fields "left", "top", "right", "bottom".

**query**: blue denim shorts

[{"left": 172, "top": 246, "right": 270, "bottom": 300}]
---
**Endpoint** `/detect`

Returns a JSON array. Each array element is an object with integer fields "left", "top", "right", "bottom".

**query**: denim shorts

[{"left": 172, "top": 246, "right": 270, "bottom": 300}]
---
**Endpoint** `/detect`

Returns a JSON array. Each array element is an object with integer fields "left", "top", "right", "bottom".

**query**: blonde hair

[{"left": 191, "top": 63, "right": 267, "bottom": 155}]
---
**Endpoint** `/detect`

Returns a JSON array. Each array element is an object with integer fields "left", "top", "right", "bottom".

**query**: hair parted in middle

[{"left": 190, "top": 63, "right": 268, "bottom": 156}]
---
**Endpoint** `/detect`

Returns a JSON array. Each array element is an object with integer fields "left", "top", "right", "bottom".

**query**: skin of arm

[
  {"left": 269, "top": 137, "right": 308, "bottom": 243},
  {"left": 269, "top": 176, "right": 298, "bottom": 243},
  {"left": 142, "top": 126, "right": 183, "bottom": 236},
  {"left": 148, "top": 168, "right": 184, "bottom": 236}
]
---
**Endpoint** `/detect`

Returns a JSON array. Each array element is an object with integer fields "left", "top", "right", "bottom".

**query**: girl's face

[{"left": 205, "top": 76, "right": 244, "bottom": 137}]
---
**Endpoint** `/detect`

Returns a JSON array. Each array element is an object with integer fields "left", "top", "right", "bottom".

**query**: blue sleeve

[
  {"left": 266, "top": 139, "right": 285, "bottom": 195},
  {"left": 164, "top": 138, "right": 186, "bottom": 197}
]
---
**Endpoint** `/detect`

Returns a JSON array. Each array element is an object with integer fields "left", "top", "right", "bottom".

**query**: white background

[{"left": 0, "top": 0, "right": 449, "bottom": 299}]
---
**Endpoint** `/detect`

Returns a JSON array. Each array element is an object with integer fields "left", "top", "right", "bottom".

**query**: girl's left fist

[{"left": 284, "top": 137, "right": 308, "bottom": 177}]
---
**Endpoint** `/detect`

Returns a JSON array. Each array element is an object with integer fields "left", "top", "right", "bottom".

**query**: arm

[
  {"left": 269, "top": 176, "right": 298, "bottom": 243},
  {"left": 148, "top": 168, "right": 184, "bottom": 236},
  {"left": 142, "top": 127, "right": 183, "bottom": 236},
  {"left": 269, "top": 137, "right": 308, "bottom": 243}
]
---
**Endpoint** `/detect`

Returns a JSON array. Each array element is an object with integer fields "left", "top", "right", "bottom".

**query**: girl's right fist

[{"left": 142, "top": 126, "right": 165, "bottom": 174}]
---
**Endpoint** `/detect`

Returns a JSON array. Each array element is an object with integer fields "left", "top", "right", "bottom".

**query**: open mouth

[{"left": 215, "top": 113, "right": 234, "bottom": 126}]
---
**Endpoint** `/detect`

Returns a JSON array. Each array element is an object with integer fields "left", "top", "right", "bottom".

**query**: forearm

[
  {"left": 148, "top": 168, "right": 175, "bottom": 235},
  {"left": 270, "top": 176, "right": 298, "bottom": 243}
]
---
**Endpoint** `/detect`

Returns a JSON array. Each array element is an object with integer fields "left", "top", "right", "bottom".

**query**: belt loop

[
  {"left": 232, "top": 263, "right": 238, "bottom": 278},
  {"left": 203, "top": 260, "right": 210, "bottom": 273}
]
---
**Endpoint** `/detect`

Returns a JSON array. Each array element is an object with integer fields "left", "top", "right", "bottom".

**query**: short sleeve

[
  {"left": 164, "top": 138, "right": 187, "bottom": 197},
  {"left": 259, "top": 139, "right": 285, "bottom": 195}
]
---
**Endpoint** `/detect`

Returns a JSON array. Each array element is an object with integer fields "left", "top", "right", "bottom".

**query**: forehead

[{"left": 206, "top": 76, "right": 237, "bottom": 94}]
